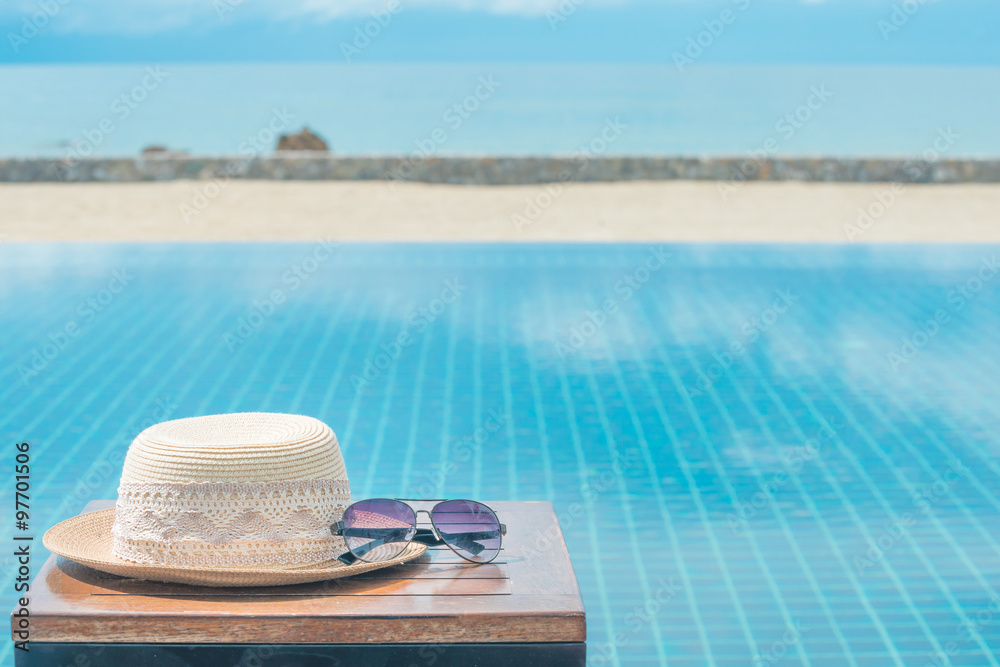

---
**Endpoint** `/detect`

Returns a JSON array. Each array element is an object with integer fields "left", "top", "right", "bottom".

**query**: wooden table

[{"left": 12, "top": 500, "right": 586, "bottom": 666}]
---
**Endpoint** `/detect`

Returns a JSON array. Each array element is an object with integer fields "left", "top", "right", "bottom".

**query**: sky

[{"left": 0, "top": 0, "right": 996, "bottom": 65}]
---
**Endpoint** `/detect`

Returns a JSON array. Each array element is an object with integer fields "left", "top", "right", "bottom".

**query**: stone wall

[{"left": 1, "top": 155, "right": 998, "bottom": 184}]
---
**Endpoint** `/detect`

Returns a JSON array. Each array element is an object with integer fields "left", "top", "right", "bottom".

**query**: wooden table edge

[
  {"left": 14, "top": 499, "right": 587, "bottom": 645},
  {"left": 19, "top": 609, "right": 587, "bottom": 644}
]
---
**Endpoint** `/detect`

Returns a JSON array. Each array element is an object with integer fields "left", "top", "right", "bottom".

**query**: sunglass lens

[
  {"left": 342, "top": 499, "right": 416, "bottom": 563},
  {"left": 431, "top": 500, "right": 502, "bottom": 563}
]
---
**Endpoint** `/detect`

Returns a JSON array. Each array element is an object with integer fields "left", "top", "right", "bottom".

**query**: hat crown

[
  {"left": 112, "top": 413, "right": 351, "bottom": 569},
  {"left": 121, "top": 412, "right": 347, "bottom": 483}
]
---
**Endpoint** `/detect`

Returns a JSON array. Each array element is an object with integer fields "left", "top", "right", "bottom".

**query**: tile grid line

[
  {"left": 622, "top": 289, "right": 763, "bottom": 659},
  {"left": 823, "top": 289, "right": 1000, "bottom": 558},
  {"left": 636, "top": 279, "right": 911, "bottom": 663},
  {"left": 23, "top": 294, "right": 221, "bottom": 507},
  {"left": 395, "top": 303, "right": 435, "bottom": 499},
  {"left": 721, "top": 348, "right": 910, "bottom": 665},
  {"left": 518, "top": 293, "right": 556, "bottom": 502},
  {"left": 259, "top": 288, "right": 354, "bottom": 413},
  {"left": 12, "top": 288, "right": 184, "bottom": 476},
  {"left": 691, "top": 283, "right": 870, "bottom": 666},
  {"left": 779, "top": 293, "right": 1000, "bottom": 658},
  {"left": 765, "top": 319, "right": 997, "bottom": 664},
  {"left": 708, "top": 301, "right": 951, "bottom": 659},
  {"left": 780, "top": 290, "right": 1000, "bottom": 607},
  {"left": 312, "top": 297, "right": 374, "bottom": 439},
  {"left": 471, "top": 280, "right": 484, "bottom": 501},
  {"left": 575, "top": 340, "right": 670, "bottom": 665},
  {"left": 597, "top": 301, "right": 720, "bottom": 666},
  {"left": 0, "top": 285, "right": 91, "bottom": 392},
  {"left": 337, "top": 297, "right": 396, "bottom": 458},
  {"left": 867, "top": 286, "right": 1000, "bottom": 506},
  {"left": 667, "top": 290, "right": 814, "bottom": 667},
  {"left": 0, "top": 282, "right": 181, "bottom": 434},
  {"left": 218, "top": 276, "right": 318, "bottom": 411},
  {"left": 0, "top": 288, "right": 197, "bottom": 486},
  {"left": 433, "top": 292, "right": 459, "bottom": 498},
  {"left": 359, "top": 304, "right": 405, "bottom": 500},
  {"left": 539, "top": 276, "right": 620, "bottom": 667},
  {"left": 498, "top": 289, "right": 519, "bottom": 501},
  {"left": 187, "top": 292, "right": 285, "bottom": 417},
  {"left": 286, "top": 288, "right": 356, "bottom": 415}
]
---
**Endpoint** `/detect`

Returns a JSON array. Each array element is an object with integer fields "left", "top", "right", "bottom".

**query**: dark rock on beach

[
  {"left": 276, "top": 128, "right": 330, "bottom": 152},
  {"left": 141, "top": 145, "right": 188, "bottom": 157}
]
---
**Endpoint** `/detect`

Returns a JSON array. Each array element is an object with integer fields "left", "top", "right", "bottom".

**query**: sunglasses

[{"left": 331, "top": 498, "right": 507, "bottom": 565}]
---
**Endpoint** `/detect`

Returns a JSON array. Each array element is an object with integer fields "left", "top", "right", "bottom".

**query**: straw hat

[{"left": 44, "top": 412, "right": 424, "bottom": 586}]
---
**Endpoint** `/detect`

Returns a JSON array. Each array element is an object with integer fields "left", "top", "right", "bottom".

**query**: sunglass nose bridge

[{"left": 413, "top": 509, "right": 442, "bottom": 539}]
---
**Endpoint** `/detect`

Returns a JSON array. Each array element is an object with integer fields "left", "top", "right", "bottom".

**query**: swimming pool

[{"left": 2, "top": 242, "right": 999, "bottom": 666}]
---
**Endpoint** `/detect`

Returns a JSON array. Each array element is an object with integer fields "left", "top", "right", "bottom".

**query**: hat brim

[{"left": 43, "top": 509, "right": 426, "bottom": 587}]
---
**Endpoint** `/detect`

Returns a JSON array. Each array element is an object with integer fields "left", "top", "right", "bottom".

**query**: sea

[{"left": 1, "top": 63, "right": 998, "bottom": 159}]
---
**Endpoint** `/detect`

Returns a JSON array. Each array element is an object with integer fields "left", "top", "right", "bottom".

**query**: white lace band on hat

[{"left": 111, "top": 478, "right": 351, "bottom": 567}]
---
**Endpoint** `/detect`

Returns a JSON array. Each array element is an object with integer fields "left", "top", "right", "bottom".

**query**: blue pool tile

[{"left": 2, "top": 243, "right": 999, "bottom": 666}]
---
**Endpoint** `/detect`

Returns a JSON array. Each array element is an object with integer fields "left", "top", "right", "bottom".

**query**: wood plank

[
  {"left": 14, "top": 500, "right": 586, "bottom": 644},
  {"left": 27, "top": 611, "right": 585, "bottom": 644},
  {"left": 83, "top": 555, "right": 511, "bottom": 594},
  {"left": 91, "top": 577, "right": 513, "bottom": 596}
]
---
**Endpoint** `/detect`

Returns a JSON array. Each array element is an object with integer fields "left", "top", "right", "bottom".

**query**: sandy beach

[{"left": 2, "top": 180, "right": 998, "bottom": 243}]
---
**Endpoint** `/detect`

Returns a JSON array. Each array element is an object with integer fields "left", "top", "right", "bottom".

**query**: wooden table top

[{"left": 14, "top": 500, "right": 585, "bottom": 645}]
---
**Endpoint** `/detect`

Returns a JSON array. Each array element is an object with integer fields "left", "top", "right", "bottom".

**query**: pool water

[{"left": 2, "top": 243, "right": 1000, "bottom": 666}]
